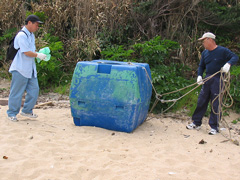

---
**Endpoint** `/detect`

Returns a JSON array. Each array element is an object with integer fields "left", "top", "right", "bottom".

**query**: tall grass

[{"left": 1, "top": 0, "right": 239, "bottom": 67}]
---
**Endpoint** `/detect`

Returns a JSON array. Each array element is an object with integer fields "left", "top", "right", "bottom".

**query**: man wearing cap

[
  {"left": 186, "top": 32, "right": 239, "bottom": 135},
  {"left": 7, "top": 14, "right": 47, "bottom": 122}
]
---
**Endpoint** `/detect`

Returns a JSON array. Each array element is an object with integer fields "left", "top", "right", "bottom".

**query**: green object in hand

[{"left": 36, "top": 47, "right": 51, "bottom": 63}]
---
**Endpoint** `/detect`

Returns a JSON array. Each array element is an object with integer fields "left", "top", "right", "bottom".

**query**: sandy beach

[{"left": 0, "top": 79, "right": 240, "bottom": 180}]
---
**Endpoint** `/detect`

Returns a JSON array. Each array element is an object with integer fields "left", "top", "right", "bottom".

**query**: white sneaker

[
  {"left": 186, "top": 122, "right": 201, "bottom": 130},
  {"left": 208, "top": 128, "right": 218, "bottom": 135},
  {"left": 20, "top": 112, "right": 38, "bottom": 118},
  {"left": 8, "top": 116, "right": 18, "bottom": 122}
]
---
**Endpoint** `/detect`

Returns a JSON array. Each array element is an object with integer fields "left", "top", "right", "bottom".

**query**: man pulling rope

[{"left": 186, "top": 32, "right": 239, "bottom": 135}]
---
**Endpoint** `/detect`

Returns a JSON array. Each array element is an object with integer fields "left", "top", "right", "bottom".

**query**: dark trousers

[{"left": 192, "top": 75, "right": 221, "bottom": 130}]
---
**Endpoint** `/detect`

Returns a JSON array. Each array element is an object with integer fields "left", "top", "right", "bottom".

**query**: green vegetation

[
  {"left": 36, "top": 33, "right": 65, "bottom": 87},
  {"left": 229, "top": 66, "right": 240, "bottom": 113},
  {"left": 232, "top": 118, "right": 240, "bottom": 124}
]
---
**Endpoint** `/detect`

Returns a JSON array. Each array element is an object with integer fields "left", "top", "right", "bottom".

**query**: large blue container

[{"left": 69, "top": 60, "right": 152, "bottom": 132}]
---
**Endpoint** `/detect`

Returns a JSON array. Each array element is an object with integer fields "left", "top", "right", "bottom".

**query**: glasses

[{"left": 202, "top": 38, "right": 209, "bottom": 43}]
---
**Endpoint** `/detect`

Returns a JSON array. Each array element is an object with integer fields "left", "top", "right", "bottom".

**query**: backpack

[{"left": 6, "top": 30, "right": 28, "bottom": 61}]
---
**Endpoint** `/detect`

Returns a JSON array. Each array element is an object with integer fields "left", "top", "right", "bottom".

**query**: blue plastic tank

[{"left": 69, "top": 60, "right": 152, "bottom": 132}]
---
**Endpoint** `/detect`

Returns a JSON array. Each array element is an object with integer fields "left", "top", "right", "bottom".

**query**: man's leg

[
  {"left": 192, "top": 81, "right": 211, "bottom": 126},
  {"left": 209, "top": 76, "right": 221, "bottom": 131},
  {"left": 7, "top": 71, "right": 28, "bottom": 117},
  {"left": 21, "top": 76, "right": 39, "bottom": 114}
]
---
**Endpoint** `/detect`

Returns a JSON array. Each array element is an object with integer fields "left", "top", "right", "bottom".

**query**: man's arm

[
  {"left": 225, "top": 48, "right": 239, "bottom": 66},
  {"left": 24, "top": 51, "right": 46, "bottom": 60},
  {"left": 24, "top": 51, "right": 38, "bottom": 57}
]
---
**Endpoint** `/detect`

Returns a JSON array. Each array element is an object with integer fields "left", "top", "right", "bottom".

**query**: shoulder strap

[
  {"left": 15, "top": 30, "right": 28, "bottom": 51},
  {"left": 19, "top": 30, "right": 28, "bottom": 37}
]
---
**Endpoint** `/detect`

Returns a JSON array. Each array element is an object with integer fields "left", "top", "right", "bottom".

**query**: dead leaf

[
  {"left": 232, "top": 139, "right": 239, "bottom": 146},
  {"left": 199, "top": 139, "right": 207, "bottom": 144},
  {"left": 3, "top": 156, "right": 8, "bottom": 159}
]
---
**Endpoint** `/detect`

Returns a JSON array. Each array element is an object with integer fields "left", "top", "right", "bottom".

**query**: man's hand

[
  {"left": 36, "top": 53, "right": 47, "bottom": 60},
  {"left": 222, "top": 63, "right": 231, "bottom": 73},
  {"left": 197, "top": 76, "right": 203, "bottom": 85}
]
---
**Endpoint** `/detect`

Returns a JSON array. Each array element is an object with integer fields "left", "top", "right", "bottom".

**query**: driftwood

[
  {"left": 0, "top": 100, "right": 8, "bottom": 106},
  {"left": 35, "top": 101, "right": 55, "bottom": 108}
]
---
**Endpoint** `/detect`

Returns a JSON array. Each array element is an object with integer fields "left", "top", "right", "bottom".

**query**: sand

[
  {"left": 0, "top": 101, "right": 240, "bottom": 180},
  {"left": 0, "top": 78, "right": 240, "bottom": 180}
]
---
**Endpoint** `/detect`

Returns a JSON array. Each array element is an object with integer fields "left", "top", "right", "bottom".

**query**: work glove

[
  {"left": 36, "top": 53, "right": 47, "bottom": 60},
  {"left": 197, "top": 76, "right": 203, "bottom": 85},
  {"left": 222, "top": 63, "right": 231, "bottom": 73}
]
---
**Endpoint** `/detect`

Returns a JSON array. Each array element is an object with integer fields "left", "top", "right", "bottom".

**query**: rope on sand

[{"left": 144, "top": 68, "right": 238, "bottom": 145}]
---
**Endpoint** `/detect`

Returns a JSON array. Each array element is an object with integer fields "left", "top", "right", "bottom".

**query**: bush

[
  {"left": 0, "top": 28, "right": 18, "bottom": 66},
  {"left": 132, "top": 36, "right": 179, "bottom": 67},
  {"left": 36, "top": 33, "right": 66, "bottom": 88},
  {"left": 229, "top": 66, "right": 240, "bottom": 112},
  {"left": 150, "top": 64, "right": 191, "bottom": 113},
  {"left": 100, "top": 36, "right": 192, "bottom": 113},
  {"left": 101, "top": 45, "right": 134, "bottom": 61}
]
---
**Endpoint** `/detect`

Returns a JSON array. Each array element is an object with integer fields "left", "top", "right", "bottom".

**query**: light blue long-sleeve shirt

[{"left": 9, "top": 26, "right": 37, "bottom": 78}]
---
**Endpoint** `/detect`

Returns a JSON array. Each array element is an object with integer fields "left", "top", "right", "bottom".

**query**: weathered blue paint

[{"left": 69, "top": 60, "right": 152, "bottom": 133}]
